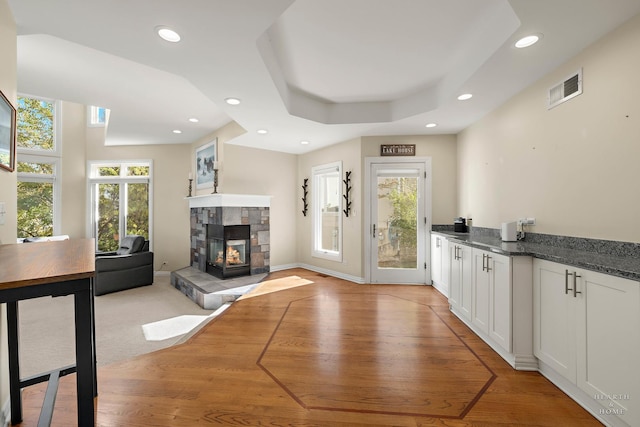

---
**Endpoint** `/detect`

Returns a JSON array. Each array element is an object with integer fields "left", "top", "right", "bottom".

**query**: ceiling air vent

[{"left": 548, "top": 68, "right": 582, "bottom": 109}]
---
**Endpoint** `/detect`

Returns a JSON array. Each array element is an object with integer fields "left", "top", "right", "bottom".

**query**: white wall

[
  {"left": 457, "top": 12, "right": 640, "bottom": 242},
  {"left": 297, "top": 138, "right": 363, "bottom": 279},
  {"left": 87, "top": 115, "right": 192, "bottom": 272},
  {"left": 294, "top": 134, "right": 458, "bottom": 281},
  {"left": 222, "top": 143, "right": 298, "bottom": 268},
  {"left": 0, "top": 0, "right": 16, "bottom": 416},
  {"left": 362, "top": 135, "right": 458, "bottom": 225},
  {"left": 190, "top": 121, "right": 299, "bottom": 268}
]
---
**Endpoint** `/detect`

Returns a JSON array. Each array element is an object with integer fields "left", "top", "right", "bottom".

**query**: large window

[
  {"left": 312, "top": 161, "right": 342, "bottom": 261},
  {"left": 89, "top": 161, "right": 152, "bottom": 252},
  {"left": 16, "top": 95, "right": 61, "bottom": 238}
]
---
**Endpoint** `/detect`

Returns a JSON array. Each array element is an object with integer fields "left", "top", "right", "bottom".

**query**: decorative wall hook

[
  {"left": 343, "top": 171, "right": 352, "bottom": 217},
  {"left": 301, "top": 178, "right": 309, "bottom": 216}
]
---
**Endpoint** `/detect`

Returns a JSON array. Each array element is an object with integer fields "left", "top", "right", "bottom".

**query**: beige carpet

[
  {"left": 237, "top": 275, "right": 314, "bottom": 300},
  {"left": 17, "top": 275, "right": 213, "bottom": 378}
]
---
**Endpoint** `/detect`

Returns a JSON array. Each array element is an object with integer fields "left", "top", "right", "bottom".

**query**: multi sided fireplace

[{"left": 206, "top": 224, "right": 251, "bottom": 279}]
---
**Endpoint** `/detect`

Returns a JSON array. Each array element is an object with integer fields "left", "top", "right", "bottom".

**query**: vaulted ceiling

[{"left": 8, "top": 0, "right": 640, "bottom": 153}]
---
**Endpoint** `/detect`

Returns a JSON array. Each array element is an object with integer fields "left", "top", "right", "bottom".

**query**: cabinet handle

[
  {"left": 455, "top": 246, "right": 460, "bottom": 260},
  {"left": 565, "top": 270, "right": 574, "bottom": 295},
  {"left": 573, "top": 273, "right": 582, "bottom": 298},
  {"left": 482, "top": 253, "right": 487, "bottom": 272},
  {"left": 486, "top": 254, "right": 492, "bottom": 272},
  {"left": 436, "top": 237, "right": 440, "bottom": 248},
  {"left": 373, "top": 224, "right": 376, "bottom": 238}
]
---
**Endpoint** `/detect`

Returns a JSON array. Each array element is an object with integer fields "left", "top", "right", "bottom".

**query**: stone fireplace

[{"left": 189, "top": 194, "right": 270, "bottom": 278}]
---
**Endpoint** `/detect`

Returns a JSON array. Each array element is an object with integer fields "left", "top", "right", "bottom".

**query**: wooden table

[{"left": 0, "top": 239, "right": 96, "bottom": 426}]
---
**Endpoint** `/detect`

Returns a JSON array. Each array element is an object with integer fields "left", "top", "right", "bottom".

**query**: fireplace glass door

[{"left": 206, "top": 225, "right": 251, "bottom": 278}]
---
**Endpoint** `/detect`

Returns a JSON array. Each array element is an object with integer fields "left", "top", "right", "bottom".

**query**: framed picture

[
  {"left": 195, "top": 138, "right": 217, "bottom": 189},
  {"left": 0, "top": 89, "right": 16, "bottom": 172}
]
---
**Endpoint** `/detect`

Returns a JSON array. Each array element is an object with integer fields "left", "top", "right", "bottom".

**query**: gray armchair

[{"left": 94, "top": 235, "right": 154, "bottom": 296}]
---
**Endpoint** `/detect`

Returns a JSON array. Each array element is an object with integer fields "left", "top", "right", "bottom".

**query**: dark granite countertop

[{"left": 432, "top": 230, "right": 640, "bottom": 282}]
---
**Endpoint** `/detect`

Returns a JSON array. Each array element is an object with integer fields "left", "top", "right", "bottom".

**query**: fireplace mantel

[{"left": 187, "top": 194, "right": 271, "bottom": 209}]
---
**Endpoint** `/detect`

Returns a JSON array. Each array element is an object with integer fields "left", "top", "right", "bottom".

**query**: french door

[{"left": 365, "top": 158, "right": 431, "bottom": 284}]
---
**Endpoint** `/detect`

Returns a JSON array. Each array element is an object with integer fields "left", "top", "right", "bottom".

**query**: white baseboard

[
  {"left": 154, "top": 270, "right": 171, "bottom": 277},
  {"left": 271, "top": 263, "right": 365, "bottom": 284}
]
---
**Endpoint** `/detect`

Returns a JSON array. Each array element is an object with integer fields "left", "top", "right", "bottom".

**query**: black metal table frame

[{"left": 1, "top": 277, "right": 97, "bottom": 426}]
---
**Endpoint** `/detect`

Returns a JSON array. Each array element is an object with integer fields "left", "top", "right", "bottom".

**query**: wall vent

[{"left": 548, "top": 68, "right": 582, "bottom": 109}]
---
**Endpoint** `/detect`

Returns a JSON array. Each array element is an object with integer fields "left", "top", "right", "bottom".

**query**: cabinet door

[
  {"left": 441, "top": 238, "right": 449, "bottom": 292},
  {"left": 448, "top": 245, "right": 461, "bottom": 309},
  {"left": 533, "top": 259, "right": 576, "bottom": 383},
  {"left": 576, "top": 269, "right": 640, "bottom": 424},
  {"left": 431, "top": 235, "right": 442, "bottom": 285},
  {"left": 472, "top": 249, "right": 490, "bottom": 335},
  {"left": 489, "top": 253, "right": 512, "bottom": 352},
  {"left": 459, "top": 245, "right": 473, "bottom": 320}
]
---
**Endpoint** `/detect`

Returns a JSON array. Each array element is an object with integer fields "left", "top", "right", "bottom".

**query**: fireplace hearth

[{"left": 207, "top": 224, "right": 251, "bottom": 279}]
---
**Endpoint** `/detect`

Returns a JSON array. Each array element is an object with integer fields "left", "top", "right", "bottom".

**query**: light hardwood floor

[{"left": 16, "top": 268, "right": 602, "bottom": 426}]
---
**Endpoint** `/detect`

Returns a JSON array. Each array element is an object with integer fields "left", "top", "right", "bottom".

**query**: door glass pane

[
  {"left": 376, "top": 175, "right": 418, "bottom": 269},
  {"left": 97, "top": 183, "right": 120, "bottom": 252},
  {"left": 17, "top": 181, "right": 53, "bottom": 238},
  {"left": 126, "top": 182, "right": 149, "bottom": 239}
]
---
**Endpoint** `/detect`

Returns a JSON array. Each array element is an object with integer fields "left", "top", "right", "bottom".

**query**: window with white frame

[
  {"left": 16, "top": 95, "right": 62, "bottom": 238},
  {"left": 88, "top": 105, "right": 108, "bottom": 127},
  {"left": 312, "top": 161, "right": 343, "bottom": 261},
  {"left": 88, "top": 161, "right": 153, "bottom": 252}
]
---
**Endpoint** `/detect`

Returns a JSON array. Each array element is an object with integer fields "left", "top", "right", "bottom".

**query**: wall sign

[{"left": 380, "top": 144, "right": 415, "bottom": 156}]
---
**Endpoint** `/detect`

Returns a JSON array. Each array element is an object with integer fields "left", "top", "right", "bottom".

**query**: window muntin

[{"left": 312, "top": 161, "right": 343, "bottom": 262}]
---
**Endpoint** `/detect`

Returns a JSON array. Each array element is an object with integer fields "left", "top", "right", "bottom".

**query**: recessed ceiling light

[
  {"left": 257, "top": 129, "right": 268, "bottom": 135},
  {"left": 172, "top": 129, "right": 182, "bottom": 134},
  {"left": 188, "top": 117, "right": 199, "bottom": 123},
  {"left": 300, "top": 140, "right": 310, "bottom": 145},
  {"left": 457, "top": 93, "right": 473, "bottom": 101},
  {"left": 225, "top": 97, "right": 241, "bottom": 106},
  {"left": 425, "top": 123, "right": 437, "bottom": 128},
  {"left": 515, "top": 34, "right": 541, "bottom": 48},
  {"left": 156, "top": 26, "right": 181, "bottom": 43}
]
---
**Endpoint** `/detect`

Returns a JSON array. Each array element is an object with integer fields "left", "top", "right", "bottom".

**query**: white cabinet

[
  {"left": 448, "top": 243, "right": 534, "bottom": 371},
  {"left": 533, "top": 260, "right": 576, "bottom": 381},
  {"left": 471, "top": 249, "right": 511, "bottom": 352},
  {"left": 430, "top": 234, "right": 449, "bottom": 297},
  {"left": 449, "top": 243, "right": 472, "bottom": 321},
  {"left": 534, "top": 259, "right": 640, "bottom": 426}
]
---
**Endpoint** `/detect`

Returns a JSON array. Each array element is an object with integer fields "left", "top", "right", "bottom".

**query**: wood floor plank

[{"left": 15, "top": 268, "right": 603, "bottom": 426}]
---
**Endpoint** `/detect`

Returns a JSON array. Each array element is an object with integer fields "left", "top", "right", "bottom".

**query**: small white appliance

[{"left": 501, "top": 221, "right": 518, "bottom": 242}]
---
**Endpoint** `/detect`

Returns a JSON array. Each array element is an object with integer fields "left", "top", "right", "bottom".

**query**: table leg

[
  {"left": 6, "top": 301, "right": 22, "bottom": 425},
  {"left": 74, "top": 284, "right": 95, "bottom": 426}
]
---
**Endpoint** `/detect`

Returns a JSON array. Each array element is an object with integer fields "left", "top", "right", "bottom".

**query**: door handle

[
  {"left": 372, "top": 224, "right": 376, "bottom": 238},
  {"left": 573, "top": 273, "right": 582, "bottom": 298},
  {"left": 565, "top": 270, "right": 573, "bottom": 295}
]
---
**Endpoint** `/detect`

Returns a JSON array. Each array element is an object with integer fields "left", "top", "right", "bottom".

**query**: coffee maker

[{"left": 454, "top": 217, "right": 468, "bottom": 233}]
